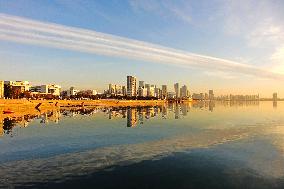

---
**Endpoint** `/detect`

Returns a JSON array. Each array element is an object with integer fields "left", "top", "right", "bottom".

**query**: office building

[
  {"left": 66, "top": 87, "right": 80, "bottom": 96},
  {"left": 229, "top": 94, "right": 259, "bottom": 101},
  {"left": 108, "top": 84, "right": 124, "bottom": 95},
  {"left": 30, "top": 84, "right": 61, "bottom": 96},
  {"left": 4, "top": 81, "right": 31, "bottom": 98},
  {"left": 209, "top": 90, "right": 214, "bottom": 100},
  {"left": 45, "top": 84, "right": 61, "bottom": 96},
  {"left": 273, "top": 93, "right": 278, "bottom": 101},
  {"left": 122, "top": 86, "right": 127, "bottom": 96},
  {"left": 180, "top": 85, "right": 189, "bottom": 98},
  {"left": 161, "top": 85, "right": 167, "bottom": 99},
  {"left": 145, "top": 84, "right": 150, "bottom": 96},
  {"left": 154, "top": 86, "right": 160, "bottom": 98},
  {"left": 204, "top": 93, "right": 209, "bottom": 100},
  {"left": 167, "top": 92, "right": 176, "bottom": 99},
  {"left": 174, "top": 83, "right": 179, "bottom": 98},
  {"left": 138, "top": 80, "right": 147, "bottom": 97},
  {"left": 139, "top": 81, "right": 145, "bottom": 88},
  {"left": 150, "top": 85, "right": 155, "bottom": 97},
  {"left": 145, "top": 84, "right": 154, "bottom": 97},
  {"left": 138, "top": 86, "right": 147, "bottom": 97},
  {"left": 192, "top": 93, "right": 204, "bottom": 100},
  {"left": 127, "top": 76, "right": 137, "bottom": 97},
  {"left": 5, "top": 81, "right": 31, "bottom": 92}
]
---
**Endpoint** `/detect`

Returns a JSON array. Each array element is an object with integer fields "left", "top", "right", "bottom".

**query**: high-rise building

[
  {"left": 154, "top": 87, "right": 160, "bottom": 98},
  {"left": 0, "top": 81, "right": 4, "bottom": 98},
  {"left": 139, "top": 81, "right": 145, "bottom": 88},
  {"left": 122, "top": 86, "right": 127, "bottom": 96},
  {"left": 127, "top": 76, "right": 137, "bottom": 97},
  {"left": 209, "top": 90, "right": 214, "bottom": 100},
  {"left": 108, "top": 84, "right": 123, "bottom": 95},
  {"left": 138, "top": 86, "right": 147, "bottom": 97},
  {"left": 144, "top": 84, "right": 151, "bottom": 97},
  {"left": 167, "top": 92, "right": 176, "bottom": 99},
  {"left": 108, "top": 84, "right": 115, "bottom": 94},
  {"left": 180, "top": 85, "right": 188, "bottom": 98},
  {"left": 204, "top": 93, "right": 209, "bottom": 100},
  {"left": 174, "top": 83, "right": 179, "bottom": 98},
  {"left": 138, "top": 81, "right": 146, "bottom": 97},
  {"left": 162, "top": 85, "right": 167, "bottom": 99},
  {"left": 149, "top": 85, "right": 155, "bottom": 97},
  {"left": 273, "top": 93, "right": 278, "bottom": 101}
]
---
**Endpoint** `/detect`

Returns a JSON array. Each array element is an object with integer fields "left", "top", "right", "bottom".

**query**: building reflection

[
  {"left": 273, "top": 101, "right": 277, "bottom": 108},
  {"left": 127, "top": 108, "right": 137, "bottom": 127},
  {"left": 209, "top": 101, "right": 215, "bottom": 112},
  {"left": 0, "top": 101, "right": 269, "bottom": 136}
]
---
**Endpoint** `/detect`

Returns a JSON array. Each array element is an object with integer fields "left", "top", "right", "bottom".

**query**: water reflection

[
  {"left": 0, "top": 100, "right": 284, "bottom": 188},
  {"left": 273, "top": 101, "right": 277, "bottom": 108},
  {"left": 0, "top": 101, "right": 264, "bottom": 136}
]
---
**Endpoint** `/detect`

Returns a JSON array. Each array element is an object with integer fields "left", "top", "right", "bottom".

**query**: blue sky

[{"left": 0, "top": 0, "right": 284, "bottom": 97}]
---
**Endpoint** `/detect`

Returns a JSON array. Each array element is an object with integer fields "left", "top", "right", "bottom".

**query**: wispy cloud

[
  {"left": 0, "top": 13, "right": 284, "bottom": 80},
  {"left": 129, "top": 0, "right": 192, "bottom": 23}
]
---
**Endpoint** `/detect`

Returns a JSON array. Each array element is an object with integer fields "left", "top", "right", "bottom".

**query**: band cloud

[{"left": 0, "top": 13, "right": 283, "bottom": 80}]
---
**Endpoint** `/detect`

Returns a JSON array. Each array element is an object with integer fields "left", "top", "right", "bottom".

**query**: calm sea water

[{"left": 1, "top": 101, "right": 284, "bottom": 188}]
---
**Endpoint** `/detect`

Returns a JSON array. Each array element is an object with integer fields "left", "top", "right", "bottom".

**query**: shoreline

[
  {"left": 0, "top": 99, "right": 168, "bottom": 117},
  {"left": 0, "top": 99, "right": 169, "bottom": 108}
]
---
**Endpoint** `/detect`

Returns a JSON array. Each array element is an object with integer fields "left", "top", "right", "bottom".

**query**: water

[{"left": 1, "top": 101, "right": 284, "bottom": 188}]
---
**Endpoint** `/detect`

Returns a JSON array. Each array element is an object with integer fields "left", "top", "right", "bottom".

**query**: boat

[{"left": 3, "top": 110, "right": 15, "bottom": 114}]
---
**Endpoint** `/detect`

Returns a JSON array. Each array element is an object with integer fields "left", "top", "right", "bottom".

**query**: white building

[
  {"left": 30, "top": 84, "right": 61, "bottom": 96},
  {"left": 47, "top": 84, "right": 61, "bottom": 96},
  {"left": 5, "top": 81, "right": 31, "bottom": 92},
  {"left": 67, "top": 87, "right": 80, "bottom": 96},
  {"left": 108, "top": 84, "right": 124, "bottom": 95},
  {"left": 91, "top": 90, "right": 97, "bottom": 96},
  {"left": 138, "top": 86, "right": 147, "bottom": 97},
  {"left": 139, "top": 81, "right": 145, "bottom": 88}
]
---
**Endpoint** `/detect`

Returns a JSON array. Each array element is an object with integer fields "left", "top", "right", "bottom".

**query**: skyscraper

[
  {"left": 180, "top": 85, "right": 188, "bottom": 98},
  {"left": 145, "top": 84, "right": 150, "bottom": 97},
  {"left": 122, "top": 86, "right": 127, "bottom": 96},
  {"left": 273, "top": 93, "right": 278, "bottom": 101},
  {"left": 174, "top": 83, "right": 179, "bottom": 98},
  {"left": 209, "top": 90, "right": 214, "bottom": 100},
  {"left": 162, "top": 85, "right": 167, "bottom": 99},
  {"left": 127, "top": 76, "right": 137, "bottom": 97},
  {"left": 139, "top": 81, "right": 145, "bottom": 88}
]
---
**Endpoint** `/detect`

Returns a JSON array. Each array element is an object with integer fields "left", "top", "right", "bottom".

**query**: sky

[{"left": 0, "top": 0, "right": 284, "bottom": 97}]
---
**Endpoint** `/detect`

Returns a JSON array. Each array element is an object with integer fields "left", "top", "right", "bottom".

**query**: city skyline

[
  {"left": 1, "top": 1, "right": 284, "bottom": 97},
  {"left": 1, "top": 77, "right": 279, "bottom": 99}
]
